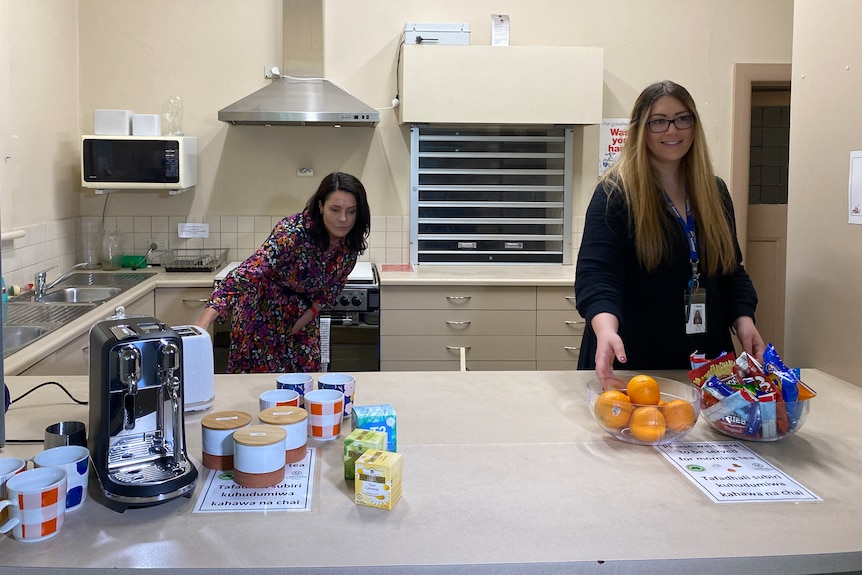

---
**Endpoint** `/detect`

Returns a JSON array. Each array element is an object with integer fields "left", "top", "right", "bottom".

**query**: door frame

[{"left": 730, "top": 63, "right": 792, "bottom": 351}]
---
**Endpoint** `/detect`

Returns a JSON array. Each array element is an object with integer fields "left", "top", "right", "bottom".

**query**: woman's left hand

[
  {"left": 288, "top": 306, "right": 318, "bottom": 336},
  {"left": 734, "top": 316, "right": 766, "bottom": 363}
]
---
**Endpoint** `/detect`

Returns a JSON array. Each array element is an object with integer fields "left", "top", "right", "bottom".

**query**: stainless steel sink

[
  {"left": 37, "top": 286, "right": 123, "bottom": 304},
  {"left": 3, "top": 325, "right": 48, "bottom": 355}
]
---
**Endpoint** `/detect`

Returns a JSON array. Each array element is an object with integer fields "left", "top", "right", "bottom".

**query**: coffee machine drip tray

[{"left": 108, "top": 436, "right": 187, "bottom": 484}]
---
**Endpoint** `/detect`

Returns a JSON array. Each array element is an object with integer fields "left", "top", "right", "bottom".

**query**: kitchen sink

[
  {"left": 3, "top": 325, "right": 49, "bottom": 355},
  {"left": 37, "top": 286, "right": 122, "bottom": 304}
]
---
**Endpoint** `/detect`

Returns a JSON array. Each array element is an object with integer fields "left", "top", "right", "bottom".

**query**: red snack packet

[{"left": 687, "top": 352, "right": 737, "bottom": 388}]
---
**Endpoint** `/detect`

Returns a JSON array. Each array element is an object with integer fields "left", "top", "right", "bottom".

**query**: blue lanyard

[{"left": 664, "top": 193, "right": 701, "bottom": 289}]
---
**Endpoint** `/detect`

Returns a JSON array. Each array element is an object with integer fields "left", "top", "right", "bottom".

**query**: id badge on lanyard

[{"left": 666, "top": 194, "right": 707, "bottom": 335}]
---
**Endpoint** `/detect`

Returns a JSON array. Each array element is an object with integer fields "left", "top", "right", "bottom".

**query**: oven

[{"left": 211, "top": 261, "right": 380, "bottom": 373}]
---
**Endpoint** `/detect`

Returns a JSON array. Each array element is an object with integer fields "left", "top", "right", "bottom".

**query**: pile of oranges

[{"left": 594, "top": 374, "right": 697, "bottom": 442}]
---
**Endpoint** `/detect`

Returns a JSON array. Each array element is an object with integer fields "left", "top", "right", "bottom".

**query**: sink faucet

[{"left": 34, "top": 262, "right": 88, "bottom": 299}]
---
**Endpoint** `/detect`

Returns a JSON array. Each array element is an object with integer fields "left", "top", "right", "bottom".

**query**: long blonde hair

[{"left": 601, "top": 80, "right": 737, "bottom": 276}]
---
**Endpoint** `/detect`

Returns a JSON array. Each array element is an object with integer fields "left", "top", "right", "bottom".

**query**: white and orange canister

[
  {"left": 232, "top": 425, "right": 287, "bottom": 489},
  {"left": 201, "top": 411, "right": 253, "bottom": 470},
  {"left": 259, "top": 406, "right": 308, "bottom": 464}
]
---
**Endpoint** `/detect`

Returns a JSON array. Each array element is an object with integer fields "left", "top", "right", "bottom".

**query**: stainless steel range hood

[{"left": 218, "top": 76, "right": 379, "bottom": 127}]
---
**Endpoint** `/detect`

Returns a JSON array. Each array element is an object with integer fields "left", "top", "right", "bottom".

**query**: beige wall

[
  {"left": 68, "top": 0, "right": 794, "bottom": 220},
  {"left": 786, "top": 0, "right": 862, "bottom": 384},
  {"left": 0, "top": 0, "right": 80, "bottom": 228}
]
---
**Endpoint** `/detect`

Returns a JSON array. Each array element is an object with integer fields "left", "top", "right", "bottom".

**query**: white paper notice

[
  {"left": 656, "top": 441, "right": 821, "bottom": 504},
  {"left": 491, "top": 14, "right": 510, "bottom": 46},
  {"left": 193, "top": 448, "right": 316, "bottom": 513},
  {"left": 599, "top": 118, "right": 629, "bottom": 175},
  {"left": 848, "top": 151, "right": 862, "bottom": 224},
  {"left": 178, "top": 222, "right": 209, "bottom": 238}
]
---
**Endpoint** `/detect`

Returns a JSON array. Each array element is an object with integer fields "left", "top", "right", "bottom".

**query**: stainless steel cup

[{"left": 44, "top": 421, "right": 87, "bottom": 449}]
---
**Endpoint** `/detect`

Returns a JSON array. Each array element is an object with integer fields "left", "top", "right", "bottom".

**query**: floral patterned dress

[{"left": 206, "top": 211, "right": 357, "bottom": 373}]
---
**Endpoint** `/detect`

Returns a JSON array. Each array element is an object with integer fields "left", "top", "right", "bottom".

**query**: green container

[{"left": 121, "top": 255, "right": 148, "bottom": 269}]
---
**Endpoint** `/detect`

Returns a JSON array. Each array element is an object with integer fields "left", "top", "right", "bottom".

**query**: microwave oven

[{"left": 81, "top": 135, "right": 197, "bottom": 193}]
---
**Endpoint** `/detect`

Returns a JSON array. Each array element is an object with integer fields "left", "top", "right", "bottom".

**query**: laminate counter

[{"left": 1, "top": 369, "right": 860, "bottom": 575}]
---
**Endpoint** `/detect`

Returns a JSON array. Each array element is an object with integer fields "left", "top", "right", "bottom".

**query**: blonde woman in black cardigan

[{"left": 575, "top": 80, "right": 765, "bottom": 384}]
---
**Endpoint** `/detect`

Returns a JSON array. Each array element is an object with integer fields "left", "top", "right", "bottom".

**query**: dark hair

[{"left": 305, "top": 172, "right": 370, "bottom": 253}]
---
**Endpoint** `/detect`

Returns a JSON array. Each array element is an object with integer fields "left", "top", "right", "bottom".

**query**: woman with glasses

[{"left": 575, "top": 80, "right": 765, "bottom": 384}]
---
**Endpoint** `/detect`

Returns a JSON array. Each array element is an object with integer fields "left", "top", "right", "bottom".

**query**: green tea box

[{"left": 343, "top": 428, "right": 388, "bottom": 480}]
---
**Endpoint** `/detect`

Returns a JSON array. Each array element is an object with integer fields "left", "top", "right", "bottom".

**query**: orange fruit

[
  {"left": 627, "top": 374, "right": 661, "bottom": 405},
  {"left": 629, "top": 406, "right": 667, "bottom": 442},
  {"left": 594, "top": 390, "right": 633, "bottom": 429},
  {"left": 662, "top": 399, "right": 697, "bottom": 433}
]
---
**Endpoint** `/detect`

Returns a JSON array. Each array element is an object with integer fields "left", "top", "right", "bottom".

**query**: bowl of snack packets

[{"left": 687, "top": 344, "right": 816, "bottom": 442}]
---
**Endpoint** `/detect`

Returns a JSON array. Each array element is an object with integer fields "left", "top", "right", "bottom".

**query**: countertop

[
  {"left": 1, "top": 369, "right": 861, "bottom": 575},
  {"left": 377, "top": 264, "right": 575, "bottom": 286}
]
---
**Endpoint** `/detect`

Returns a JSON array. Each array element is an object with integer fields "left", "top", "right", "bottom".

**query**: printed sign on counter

[
  {"left": 657, "top": 441, "right": 821, "bottom": 504},
  {"left": 193, "top": 448, "right": 316, "bottom": 513}
]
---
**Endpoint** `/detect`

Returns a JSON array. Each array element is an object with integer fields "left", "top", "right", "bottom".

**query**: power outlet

[{"left": 150, "top": 239, "right": 169, "bottom": 251}]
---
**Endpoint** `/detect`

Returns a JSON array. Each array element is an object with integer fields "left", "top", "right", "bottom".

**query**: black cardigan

[{"left": 574, "top": 177, "right": 758, "bottom": 370}]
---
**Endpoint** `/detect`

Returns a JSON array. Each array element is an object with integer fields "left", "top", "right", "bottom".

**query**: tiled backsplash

[
  {"left": 1, "top": 214, "right": 583, "bottom": 287},
  {"left": 0, "top": 215, "right": 408, "bottom": 288}
]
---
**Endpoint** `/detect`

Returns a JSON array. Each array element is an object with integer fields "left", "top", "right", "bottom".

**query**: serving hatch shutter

[{"left": 410, "top": 124, "right": 573, "bottom": 265}]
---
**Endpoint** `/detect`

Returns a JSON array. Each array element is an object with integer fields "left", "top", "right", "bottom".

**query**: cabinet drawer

[
  {"left": 382, "top": 285, "right": 536, "bottom": 310},
  {"left": 381, "top": 360, "right": 536, "bottom": 371},
  {"left": 381, "top": 310, "right": 536, "bottom": 336},
  {"left": 536, "top": 286, "right": 577, "bottom": 310},
  {"left": 536, "top": 310, "right": 585, "bottom": 336},
  {"left": 381, "top": 335, "right": 536, "bottom": 362},
  {"left": 536, "top": 335, "right": 582, "bottom": 361}
]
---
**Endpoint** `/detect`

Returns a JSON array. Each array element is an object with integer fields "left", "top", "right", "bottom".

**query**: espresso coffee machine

[{"left": 88, "top": 316, "right": 198, "bottom": 512}]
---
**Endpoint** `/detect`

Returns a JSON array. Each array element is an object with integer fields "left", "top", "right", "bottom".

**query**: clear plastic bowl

[
  {"left": 587, "top": 375, "right": 701, "bottom": 446},
  {"left": 700, "top": 391, "right": 810, "bottom": 442}
]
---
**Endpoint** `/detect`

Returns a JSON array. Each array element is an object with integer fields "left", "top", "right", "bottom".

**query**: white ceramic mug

[
  {"left": 276, "top": 373, "right": 314, "bottom": 408},
  {"left": 259, "top": 389, "right": 300, "bottom": 411},
  {"left": 304, "top": 389, "right": 345, "bottom": 441},
  {"left": 317, "top": 373, "right": 356, "bottom": 418},
  {"left": 0, "top": 457, "right": 26, "bottom": 500},
  {"left": 0, "top": 467, "right": 67, "bottom": 542},
  {"left": 32, "top": 445, "right": 90, "bottom": 511}
]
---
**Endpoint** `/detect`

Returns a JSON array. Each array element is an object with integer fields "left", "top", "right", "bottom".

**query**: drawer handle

[
  {"left": 182, "top": 298, "right": 209, "bottom": 304},
  {"left": 446, "top": 296, "right": 472, "bottom": 302},
  {"left": 565, "top": 296, "right": 576, "bottom": 303},
  {"left": 445, "top": 321, "right": 471, "bottom": 326},
  {"left": 446, "top": 345, "right": 472, "bottom": 351},
  {"left": 564, "top": 320, "right": 584, "bottom": 325},
  {"left": 563, "top": 346, "right": 580, "bottom": 352}
]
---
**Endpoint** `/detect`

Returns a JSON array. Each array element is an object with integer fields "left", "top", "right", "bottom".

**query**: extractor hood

[{"left": 217, "top": 76, "right": 379, "bottom": 127}]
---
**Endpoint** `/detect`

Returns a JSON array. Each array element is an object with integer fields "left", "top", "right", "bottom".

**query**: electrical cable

[
  {"left": 11, "top": 381, "right": 88, "bottom": 406},
  {"left": 5, "top": 381, "right": 88, "bottom": 444}
]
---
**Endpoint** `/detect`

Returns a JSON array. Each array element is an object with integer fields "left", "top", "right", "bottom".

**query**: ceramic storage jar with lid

[
  {"left": 259, "top": 406, "right": 308, "bottom": 464},
  {"left": 201, "top": 411, "right": 253, "bottom": 470}
]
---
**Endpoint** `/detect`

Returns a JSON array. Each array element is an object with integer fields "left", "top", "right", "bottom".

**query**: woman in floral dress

[{"left": 195, "top": 172, "right": 370, "bottom": 373}]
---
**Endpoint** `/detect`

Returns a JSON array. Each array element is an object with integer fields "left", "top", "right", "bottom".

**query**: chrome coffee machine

[{"left": 88, "top": 316, "right": 198, "bottom": 512}]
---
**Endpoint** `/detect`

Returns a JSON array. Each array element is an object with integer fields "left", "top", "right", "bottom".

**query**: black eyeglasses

[{"left": 646, "top": 115, "right": 695, "bottom": 133}]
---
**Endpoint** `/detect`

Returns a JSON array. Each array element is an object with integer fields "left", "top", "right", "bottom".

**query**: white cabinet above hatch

[{"left": 398, "top": 45, "right": 603, "bottom": 125}]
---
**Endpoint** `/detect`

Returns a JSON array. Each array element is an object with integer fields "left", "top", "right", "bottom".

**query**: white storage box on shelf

[{"left": 94, "top": 109, "right": 133, "bottom": 135}]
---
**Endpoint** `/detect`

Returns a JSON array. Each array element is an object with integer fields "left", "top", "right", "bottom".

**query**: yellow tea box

[
  {"left": 343, "top": 429, "right": 388, "bottom": 480},
  {"left": 355, "top": 449, "right": 402, "bottom": 510}
]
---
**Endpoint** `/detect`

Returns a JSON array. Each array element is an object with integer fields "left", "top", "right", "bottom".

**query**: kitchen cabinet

[
  {"left": 398, "top": 45, "right": 603, "bottom": 125},
  {"left": 536, "top": 286, "right": 583, "bottom": 370},
  {"left": 381, "top": 285, "right": 537, "bottom": 371},
  {"left": 18, "top": 291, "right": 155, "bottom": 376},
  {"left": 154, "top": 287, "right": 212, "bottom": 328},
  {"left": 380, "top": 284, "right": 584, "bottom": 372}
]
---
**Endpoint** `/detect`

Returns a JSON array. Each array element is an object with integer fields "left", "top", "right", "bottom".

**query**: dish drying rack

[{"left": 161, "top": 249, "right": 228, "bottom": 273}]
